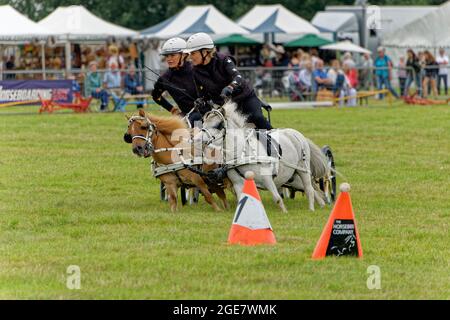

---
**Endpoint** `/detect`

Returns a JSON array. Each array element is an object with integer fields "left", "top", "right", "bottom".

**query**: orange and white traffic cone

[
  {"left": 228, "top": 171, "right": 276, "bottom": 246},
  {"left": 312, "top": 183, "right": 363, "bottom": 259}
]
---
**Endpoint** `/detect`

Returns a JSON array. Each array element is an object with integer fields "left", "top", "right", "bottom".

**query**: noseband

[{"left": 124, "top": 116, "right": 155, "bottom": 153}]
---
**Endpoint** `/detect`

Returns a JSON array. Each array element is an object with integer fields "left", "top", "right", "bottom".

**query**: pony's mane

[
  {"left": 147, "top": 114, "right": 187, "bottom": 134},
  {"left": 222, "top": 101, "right": 248, "bottom": 128}
]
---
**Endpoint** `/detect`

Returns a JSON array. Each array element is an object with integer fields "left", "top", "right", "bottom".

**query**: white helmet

[
  {"left": 160, "top": 37, "right": 186, "bottom": 55},
  {"left": 184, "top": 32, "right": 214, "bottom": 53}
]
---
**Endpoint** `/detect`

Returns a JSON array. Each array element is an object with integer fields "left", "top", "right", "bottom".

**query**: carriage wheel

[
  {"left": 160, "top": 182, "right": 168, "bottom": 202},
  {"left": 319, "top": 145, "right": 337, "bottom": 204}
]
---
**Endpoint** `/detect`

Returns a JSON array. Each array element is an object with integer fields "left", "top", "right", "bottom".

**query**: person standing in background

[
  {"left": 422, "top": 50, "right": 438, "bottom": 98},
  {"left": 397, "top": 57, "right": 408, "bottom": 97},
  {"left": 404, "top": 49, "right": 422, "bottom": 96},
  {"left": 374, "top": 47, "right": 399, "bottom": 99},
  {"left": 359, "top": 52, "right": 373, "bottom": 90},
  {"left": 436, "top": 48, "right": 448, "bottom": 96}
]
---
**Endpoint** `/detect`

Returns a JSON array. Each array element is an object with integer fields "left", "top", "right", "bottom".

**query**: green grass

[{"left": 0, "top": 102, "right": 449, "bottom": 299}]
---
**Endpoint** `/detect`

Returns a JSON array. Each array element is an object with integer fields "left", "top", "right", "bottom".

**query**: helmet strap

[{"left": 201, "top": 50, "right": 209, "bottom": 65}]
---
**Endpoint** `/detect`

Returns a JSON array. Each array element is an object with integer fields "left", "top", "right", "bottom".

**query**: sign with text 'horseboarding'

[{"left": 0, "top": 80, "right": 73, "bottom": 104}]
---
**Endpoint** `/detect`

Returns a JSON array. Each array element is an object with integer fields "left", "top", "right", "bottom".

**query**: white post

[
  {"left": 41, "top": 42, "right": 46, "bottom": 80},
  {"left": 65, "top": 40, "right": 71, "bottom": 78}
]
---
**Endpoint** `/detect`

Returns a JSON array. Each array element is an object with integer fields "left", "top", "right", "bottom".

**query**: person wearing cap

[
  {"left": 86, "top": 60, "right": 110, "bottom": 111},
  {"left": 151, "top": 37, "right": 201, "bottom": 125},
  {"left": 185, "top": 32, "right": 272, "bottom": 130},
  {"left": 374, "top": 46, "right": 399, "bottom": 99}
]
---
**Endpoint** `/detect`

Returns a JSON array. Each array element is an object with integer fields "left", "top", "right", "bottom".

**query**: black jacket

[
  {"left": 151, "top": 62, "right": 198, "bottom": 114},
  {"left": 192, "top": 53, "right": 254, "bottom": 105}
]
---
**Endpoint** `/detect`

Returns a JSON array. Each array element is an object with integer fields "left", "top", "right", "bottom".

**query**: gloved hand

[
  {"left": 170, "top": 107, "right": 181, "bottom": 115},
  {"left": 220, "top": 86, "right": 234, "bottom": 101},
  {"left": 194, "top": 98, "right": 211, "bottom": 115}
]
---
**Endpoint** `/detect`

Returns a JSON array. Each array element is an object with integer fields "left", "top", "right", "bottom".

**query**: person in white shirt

[
  {"left": 436, "top": 48, "right": 448, "bottom": 95},
  {"left": 329, "top": 60, "right": 357, "bottom": 106},
  {"left": 298, "top": 60, "right": 313, "bottom": 90}
]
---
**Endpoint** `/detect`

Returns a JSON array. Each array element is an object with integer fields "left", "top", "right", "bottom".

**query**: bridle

[
  {"left": 201, "top": 108, "right": 227, "bottom": 147},
  {"left": 124, "top": 115, "right": 190, "bottom": 156},
  {"left": 124, "top": 115, "right": 156, "bottom": 156}
]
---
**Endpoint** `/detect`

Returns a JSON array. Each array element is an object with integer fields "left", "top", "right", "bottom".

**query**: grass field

[{"left": 0, "top": 101, "right": 449, "bottom": 299}]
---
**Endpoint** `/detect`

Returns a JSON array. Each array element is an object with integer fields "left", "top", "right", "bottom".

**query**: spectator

[
  {"left": 418, "top": 51, "right": 426, "bottom": 87},
  {"left": 404, "top": 49, "right": 422, "bottom": 96},
  {"left": 309, "top": 48, "right": 320, "bottom": 68},
  {"left": 103, "top": 62, "right": 122, "bottom": 89},
  {"left": 344, "top": 59, "right": 358, "bottom": 89},
  {"left": 359, "top": 52, "right": 373, "bottom": 90},
  {"left": 422, "top": 50, "right": 438, "bottom": 98},
  {"left": 5, "top": 56, "right": 15, "bottom": 79},
  {"left": 86, "top": 61, "right": 109, "bottom": 111},
  {"left": 274, "top": 45, "right": 289, "bottom": 67},
  {"left": 436, "top": 48, "right": 448, "bottom": 95},
  {"left": 397, "top": 56, "right": 408, "bottom": 97},
  {"left": 68, "top": 73, "right": 81, "bottom": 95},
  {"left": 289, "top": 52, "right": 301, "bottom": 68},
  {"left": 312, "top": 59, "right": 332, "bottom": 95},
  {"left": 342, "top": 52, "right": 356, "bottom": 69},
  {"left": 374, "top": 46, "right": 399, "bottom": 99},
  {"left": 107, "top": 45, "right": 124, "bottom": 70},
  {"left": 124, "top": 64, "right": 144, "bottom": 109},
  {"left": 299, "top": 60, "right": 314, "bottom": 91},
  {"left": 287, "top": 60, "right": 313, "bottom": 100},
  {"left": 338, "top": 61, "right": 357, "bottom": 107},
  {"left": 259, "top": 44, "right": 275, "bottom": 67},
  {"left": 327, "top": 59, "right": 340, "bottom": 89}
]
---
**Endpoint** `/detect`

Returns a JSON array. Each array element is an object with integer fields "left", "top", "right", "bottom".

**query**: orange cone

[
  {"left": 312, "top": 183, "right": 363, "bottom": 259},
  {"left": 228, "top": 171, "right": 276, "bottom": 246}
]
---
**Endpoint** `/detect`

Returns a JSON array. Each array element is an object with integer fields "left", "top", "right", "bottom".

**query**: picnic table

[{"left": 111, "top": 91, "right": 154, "bottom": 111}]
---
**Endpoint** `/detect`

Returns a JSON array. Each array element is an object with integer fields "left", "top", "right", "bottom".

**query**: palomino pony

[
  {"left": 124, "top": 109, "right": 226, "bottom": 212},
  {"left": 197, "top": 101, "right": 328, "bottom": 212}
]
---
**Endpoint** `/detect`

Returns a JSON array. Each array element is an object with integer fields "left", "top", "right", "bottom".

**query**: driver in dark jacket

[
  {"left": 184, "top": 32, "right": 272, "bottom": 130},
  {"left": 151, "top": 37, "right": 201, "bottom": 126}
]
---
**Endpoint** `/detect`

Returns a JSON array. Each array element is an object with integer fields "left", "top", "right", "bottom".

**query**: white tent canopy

[
  {"left": 312, "top": 12, "right": 358, "bottom": 33},
  {"left": 321, "top": 40, "right": 371, "bottom": 54},
  {"left": 141, "top": 5, "right": 249, "bottom": 39},
  {"left": 383, "top": 2, "right": 450, "bottom": 48},
  {"left": 38, "top": 5, "right": 137, "bottom": 41},
  {"left": 237, "top": 4, "right": 319, "bottom": 34},
  {"left": 0, "top": 5, "right": 51, "bottom": 42}
]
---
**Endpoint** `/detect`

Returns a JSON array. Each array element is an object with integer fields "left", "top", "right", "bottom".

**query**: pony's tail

[{"left": 307, "top": 138, "right": 328, "bottom": 179}]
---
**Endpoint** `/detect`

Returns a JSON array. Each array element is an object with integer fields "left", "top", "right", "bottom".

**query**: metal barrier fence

[{"left": 1, "top": 65, "right": 448, "bottom": 102}]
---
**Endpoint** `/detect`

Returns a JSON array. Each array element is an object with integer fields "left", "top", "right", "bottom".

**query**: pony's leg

[
  {"left": 227, "top": 170, "right": 244, "bottom": 202},
  {"left": 197, "top": 182, "right": 222, "bottom": 212},
  {"left": 160, "top": 175, "right": 178, "bottom": 212},
  {"left": 215, "top": 188, "right": 230, "bottom": 210},
  {"left": 262, "top": 175, "right": 287, "bottom": 213},
  {"left": 298, "top": 171, "right": 315, "bottom": 211},
  {"left": 314, "top": 189, "right": 326, "bottom": 208},
  {"left": 187, "top": 174, "right": 222, "bottom": 212}
]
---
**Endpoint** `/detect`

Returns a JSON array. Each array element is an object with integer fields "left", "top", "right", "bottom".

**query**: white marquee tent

[
  {"left": 38, "top": 5, "right": 137, "bottom": 41},
  {"left": 141, "top": 5, "right": 249, "bottom": 39},
  {"left": 0, "top": 5, "right": 51, "bottom": 42},
  {"left": 237, "top": 4, "right": 319, "bottom": 35},
  {"left": 38, "top": 5, "right": 137, "bottom": 73},
  {"left": 382, "top": 1, "right": 450, "bottom": 69},
  {"left": 0, "top": 5, "right": 52, "bottom": 78}
]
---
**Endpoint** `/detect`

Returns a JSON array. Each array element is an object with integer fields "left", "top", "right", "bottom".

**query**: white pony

[{"left": 197, "top": 102, "right": 327, "bottom": 212}]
